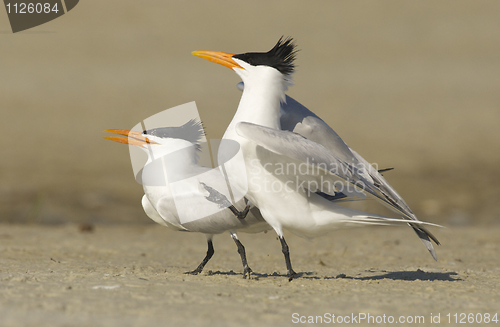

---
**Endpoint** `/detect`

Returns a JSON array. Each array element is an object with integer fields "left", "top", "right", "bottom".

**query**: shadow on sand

[
  {"left": 330, "top": 269, "right": 462, "bottom": 282},
  {"left": 204, "top": 269, "right": 462, "bottom": 282}
]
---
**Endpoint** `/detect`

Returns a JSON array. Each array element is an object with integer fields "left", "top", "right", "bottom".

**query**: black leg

[
  {"left": 231, "top": 235, "right": 252, "bottom": 279},
  {"left": 184, "top": 239, "right": 214, "bottom": 275},
  {"left": 279, "top": 236, "right": 297, "bottom": 281},
  {"left": 228, "top": 201, "right": 251, "bottom": 219}
]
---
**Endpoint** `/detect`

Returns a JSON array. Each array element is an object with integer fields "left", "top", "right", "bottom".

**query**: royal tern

[
  {"left": 104, "top": 119, "right": 270, "bottom": 277},
  {"left": 193, "top": 37, "right": 439, "bottom": 280}
]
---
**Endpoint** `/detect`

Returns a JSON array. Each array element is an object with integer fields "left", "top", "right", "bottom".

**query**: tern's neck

[
  {"left": 145, "top": 140, "right": 199, "bottom": 176},
  {"left": 226, "top": 70, "right": 289, "bottom": 134}
]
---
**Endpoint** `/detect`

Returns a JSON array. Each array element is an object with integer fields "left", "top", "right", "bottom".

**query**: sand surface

[{"left": 1, "top": 224, "right": 499, "bottom": 326}]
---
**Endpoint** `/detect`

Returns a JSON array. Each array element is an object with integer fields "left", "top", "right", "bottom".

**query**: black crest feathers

[
  {"left": 143, "top": 119, "right": 204, "bottom": 145},
  {"left": 233, "top": 36, "right": 298, "bottom": 75}
]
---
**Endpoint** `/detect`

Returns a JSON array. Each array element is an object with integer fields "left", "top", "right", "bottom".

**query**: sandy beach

[
  {"left": 1, "top": 224, "right": 499, "bottom": 326},
  {"left": 0, "top": 225, "right": 500, "bottom": 327}
]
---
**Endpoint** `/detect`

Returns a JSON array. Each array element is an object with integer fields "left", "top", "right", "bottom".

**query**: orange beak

[
  {"left": 102, "top": 129, "right": 158, "bottom": 147},
  {"left": 192, "top": 50, "right": 243, "bottom": 70}
]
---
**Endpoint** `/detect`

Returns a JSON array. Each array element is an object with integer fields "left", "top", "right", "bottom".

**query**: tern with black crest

[{"left": 193, "top": 37, "right": 440, "bottom": 280}]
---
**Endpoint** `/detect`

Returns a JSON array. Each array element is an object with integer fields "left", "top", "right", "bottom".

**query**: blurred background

[{"left": 1, "top": 0, "right": 499, "bottom": 226}]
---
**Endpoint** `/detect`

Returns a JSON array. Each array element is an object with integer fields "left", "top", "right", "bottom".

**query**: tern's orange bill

[
  {"left": 192, "top": 50, "right": 243, "bottom": 70},
  {"left": 102, "top": 129, "right": 158, "bottom": 147}
]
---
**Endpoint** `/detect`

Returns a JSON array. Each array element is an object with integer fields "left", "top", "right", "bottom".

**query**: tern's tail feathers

[
  {"left": 410, "top": 224, "right": 440, "bottom": 261},
  {"left": 345, "top": 215, "right": 441, "bottom": 261},
  {"left": 346, "top": 215, "right": 441, "bottom": 227}
]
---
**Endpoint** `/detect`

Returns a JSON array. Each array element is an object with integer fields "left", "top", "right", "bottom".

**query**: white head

[
  {"left": 192, "top": 37, "right": 298, "bottom": 99},
  {"left": 103, "top": 119, "right": 205, "bottom": 165}
]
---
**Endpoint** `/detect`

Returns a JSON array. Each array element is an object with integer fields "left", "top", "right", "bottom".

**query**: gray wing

[
  {"left": 238, "top": 82, "right": 353, "bottom": 162},
  {"left": 278, "top": 95, "right": 439, "bottom": 258},
  {"left": 236, "top": 121, "right": 439, "bottom": 260},
  {"left": 280, "top": 95, "right": 355, "bottom": 165},
  {"left": 237, "top": 83, "right": 439, "bottom": 258}
]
